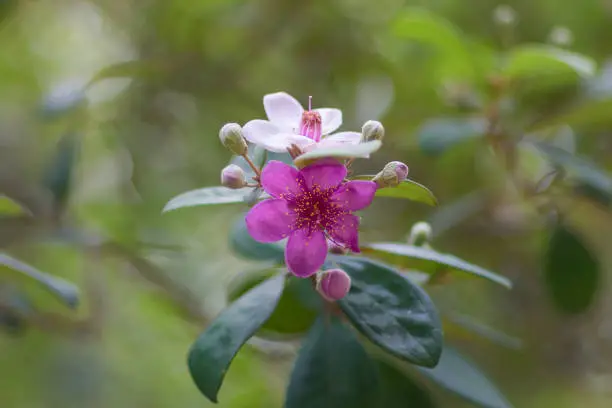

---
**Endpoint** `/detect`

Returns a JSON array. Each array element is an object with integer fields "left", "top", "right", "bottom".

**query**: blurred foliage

[{"left": 2, "top": 0, "right": 612, "bottom": 407}]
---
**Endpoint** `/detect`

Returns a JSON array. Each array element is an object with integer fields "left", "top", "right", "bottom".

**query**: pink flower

[
  {"left": 242, "top": 92, "right": 362, "bottom": 153},
  {"left": 245, "top": 159, "right": 377, "bottom": 277}
]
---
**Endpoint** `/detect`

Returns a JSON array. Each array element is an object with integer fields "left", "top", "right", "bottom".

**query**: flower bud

[
  {"left": 407, "top": 221, "right": 433, "bottom": 247},
  {"left": 219, "top": 123, "right": 248, "bottom": 155},
  {"left": 316, "top": 269, "right": 351, "bottom": 301},
  {"left": 360, "top": 120, "right": 385, "bottom": 143},
  {"left": 372, "top": 161, "right": 409, "bottom": 188},
  {"left": 221, "top": 164, "right": 246, "bottom": 189}
]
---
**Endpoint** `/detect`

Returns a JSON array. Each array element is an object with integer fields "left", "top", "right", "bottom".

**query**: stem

[{"left": 242, "top": 153, "right": 261, "bottom": 177}]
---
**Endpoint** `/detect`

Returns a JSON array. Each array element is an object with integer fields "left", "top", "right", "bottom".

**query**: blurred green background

[{"left": 2, "top": 0, "right": 612, "bottom": 407}]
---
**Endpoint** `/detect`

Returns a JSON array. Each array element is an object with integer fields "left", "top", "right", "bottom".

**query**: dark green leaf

[
  {"left": 227, "top": 269, "right": 320, "bottom": 338},
  {"left": 361, "top": 243, "right": 512, "bottom": 289},
  {"left": 417, "top": 346, "right": 512, "bottom": 408},
  {"left": 351, "top": 176, "right": 437, "bottom": 206},
  {"left": 0, "top": 195, "right": 31, "bottom": 217},
  {"left": 188, "top": 274, "right": 285, "bottom": 403},
  {"left": 0, "top": 253, "right": 79, "bottom": 308},
  {"left": 378, "top": 360, "right": 436, "bottom": 408},
  {"left": 294, "top": 141, "right": 381, "bottom": 167},
  {"left": 285, "top": 316, "right": 380, "bottom": 408},
  {"left": 162, "top": 186, "right": 254, "bottom": 212},
  {"left": 417, "top": 118, "right": 486, "bottom": 155},
  {"left": 229, "top": 215, "right": 285, "bottom": 262},
  {"left": 544, "top": 224, "right": 600, "bottom": 314},
  {"left": 43, "top": 132, "right": 79, "bottom": 214},
  {"left": 335, "top": 257, "right": 443, "bottom": 367}
]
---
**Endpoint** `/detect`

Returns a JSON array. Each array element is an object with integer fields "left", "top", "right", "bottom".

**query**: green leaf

[
  {"left": 227, "top": 269, "right": 320, "bottom": 338},
  {"left": 293, "top": 141, "right": 382, "bottom": 167},
  {"left": 351, "top": 176, "right": 438, "bottom": 206},
  {"left": 86, "top": 60, "right": 166, "bottom": 88},
  {"left": 0, "top": 195, "right": 31, "bottom": 217},
  {"left": 417, "top": 346, "right": 512, "bottom": 408},
  {"left": 361, "top": 243, "right": 512, "bottom": 289},
  {"left": 445, "top": 313, "right": 523, "bottom": 350},
  {"left": 544, "top": 224, "right": 600, "bottom": 314},
  {"left": 417, "top": 118, "right": 486, "bottom": 156},
  {"left": 377, "top": 360, "right": 436, "bottom": 408},
  {"left": 335, "top": 257, "right": 443, "bottom": 367},
  {"left": 0, "top": 253, "right": 79, "bottom": 308},
  {"left": 188, "top": 274, "right": 285, "bottom": 403},
  {"left": 229, "top": 215, "right": 285, "bottom": 262},
  {"left": 285, "top": 316, "right": 380, "bottom": 408},
  {"left": 530, "top": 98, "right": 612, "bottom": 132},
  {"left": 162, "top": 186, "right": 254, "bottom": 212},
  {"left": 504, "top": 45, "right": 595, "bottom": 90},
  {"left": 533, "top": 142, "right": 612, "bottom": 204},
  {"left": 43, "top": 132, "right": 79, "bottom": 214}
]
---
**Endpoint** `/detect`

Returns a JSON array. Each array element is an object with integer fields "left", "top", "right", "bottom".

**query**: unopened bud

[
  {"left": 493, "top": 5, "right": 516, "bottom": 26},
  {"left": 316, "top": 269, "right": 351, "bottom": 301},
  {"left": 407, "top": 221, "right": 433, "bottom": 247},
  {"left": 372, "top": 161, "right": 409, "bottom": 188},
  {"left": 361, "top": 120, "right": 385, "bottom": 143},
  {"left": 221, "top": 164, "right": 246, "bottom": 189},
  {"left": 219, "top": 123, "right": 248, "bottom": 155}
]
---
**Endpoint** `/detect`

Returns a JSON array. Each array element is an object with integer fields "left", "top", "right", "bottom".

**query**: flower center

[
  {"left": 288, "top": 183, "right": 345, "bottom": 233},
  {"left": 299, "top": 96, "right": 322, "bottom": 142}
]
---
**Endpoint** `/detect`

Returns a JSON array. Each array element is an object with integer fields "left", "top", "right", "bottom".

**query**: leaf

[
  {"left": 417, "top": 345, "right": 512, "bottom": 408},
  {"left": 229, "top": 214, "right": 285, "bottom": 262},
  {"left": 285, "top": 316, "right": 380, "bottom": 408},
  {"left": 43, "top": 132, "right": 79, "bottom": 214},
  {"left": 351, "top": 176, "right": 438, "bottom": 206},
  {"left": 377, "top": 360, "right": 436, "bottom": 408},
  {"left": 86, "top": 60, "right": 166, "bottom": 88},
  {"left": 335, "top": 256, "right": 443, "bottom": 367},
  {"left": 444, "top": 313, "right": 523, "bottom": 350},
  {"left": 294, "top": 141, "right": 382, "bottom": 167},
  {"left": 544, "top": 223, "right": 600, "bottom": 314},
  {"left": 530, "top": 98, "right": 612, "bottom": 132},
  {"left": 417, "top": 117, "right": 486, "bottom": 156},
  {"left": 227, "top": 269, "right": 320, "bottom": 338},
  {"left": 188, "top": 274, "right": 285, "bottom": 403},
  {"left": 162, "top": 186, "right": 254, "bottom": 212},
  {"left": 0, "top": 195, "right": 31, "bottom": 217},
  {"left": 361, "top": 243, "right": 512, "bottom": 289},
  {"left": 0, "top": 253, "right": 79, "bottom": 308}
]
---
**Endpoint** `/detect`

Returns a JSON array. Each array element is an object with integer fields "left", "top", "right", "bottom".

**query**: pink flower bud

[
  {"left": 221, "top": 164, "right": 246, "bottom": 189},
  {"left": 373, "top": 161, "right": 409, "bottom": 188},
  {"left": 317, "top": 269, "right": 351, "bottom": 301}
]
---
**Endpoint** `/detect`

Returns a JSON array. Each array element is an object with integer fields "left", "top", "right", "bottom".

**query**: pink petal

[
  {"left": 299, "top": 158, "right": 347, "bottom": 191},
  {"left": 285, "top": 229, "right": 327, "bottom": 277},
  {"left": 264, "top": 92, "right": 304, "bottom": 131},
  {"left": 328, "top": 214, "right": 360, "bottom": 253},
  {"left": 315, "top": 108, "right": 342, "bottom": 134},
  {"left": 261, "top": 160, "right": 302, "bottom": 198},
  {"left": 331, "top": 180, "right": 377, "bottom": 211},
  {"left": 245, "top": 199, "right": 295, "bottom": 243}
]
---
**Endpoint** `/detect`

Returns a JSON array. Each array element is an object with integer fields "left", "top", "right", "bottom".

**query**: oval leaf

[
  {"left": 351, "top": 176, "right": 438, "bottom": 206},
  {"left": 0, "top": 195, "right": 31, "bottom": 217},
  {"left": 544, "top": 224, "right": 600, "bottom": 314},
  {"left": 361, "top": 243, "right": 512, "bottom": 289},
  {"left": 188, "top": 274, "right": 285, "bottom": 403},
  {"left": 417, "top": 117, "right": 486, "bottom": 156},
  {"left": 162, "top": 186, "right": 254, "bottom": 212},
  {"left": 377, "top": 360, "right": 436, "bottom": 408},
  {"left": 417, "top": 345, "right": 512, "bottom": 408},
  {"left": 0, "top": 253, "right": 79, "bottom": 308},
  {"left": 335, "top": 256, "right": 443, "bottom": 367},
  {"left": 294, "top": 141, "right": 382, "bottom": 168},
  {"left": 229, "top": 215, "right": 285, "bottom": 262},
  {"left": 227, "top": 269, "right": 320, "bottom": 338},
  {"left": 285, "top": 316, "right": 380, "bottom": 408}
]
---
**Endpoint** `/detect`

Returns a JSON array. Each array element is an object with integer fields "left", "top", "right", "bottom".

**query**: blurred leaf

[
  {"left": 530, "top": 98, "right": 612, "bottom": 132},
  {"left": 188, "top": 274, "right": 285, "bottom": 403},
  {"left": 86, "top": 60, "right": 166, "bottom": 88},
  {"left": 229, "top": 214, "right": 285, "bottom": 262},
  {"left": 351, "top": 176, "right": 438, "bottom": 206},
  {"left": 0, "top": 195, "right": 31, "bottom": 217},
  {"left": 43, "top": 132, "right": 79, "bottom": 214},
  {"left": 285, "top": 316, "right": 380, "bottom": 408},
  {"left": 0, "top": 253, "right": 79, "bottom": 308},
  {"left": 294, "top": 141, "right": 382, "bottom": 167},
  {"left": 544, "top": 223, "right": 599, "bottom": 314},
  {"left": 361, "top": 243, "right": 512, "bottom": 288},
  {"left": 227, "top": 269, "right": 320, "bottom": 338},
  {"left": 417, "top": 117, "right": 486, "bottom": 155},
  {"left": 39, "top": 81, "right": 87, "bottom": 120},
  {"left": 533, "top": 142, "right": 612, "bottom": 204},
  {"left": 378, "top": 360, "right": 436, "bottom": 407},
  {"left": 417, "top": 345, "right": 512, "bottom": 408},
  {"left": 336, "top": 257, "right": 443, "bottom": 367},
  {"left": 162, "top": 186, "right": 254, "bottom": 212},
  {"left": 444, "top": 313, "right": 523, "bottom": 350}
]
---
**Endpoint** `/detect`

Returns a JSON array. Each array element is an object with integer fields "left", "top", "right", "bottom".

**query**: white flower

[{"left": 242, "top": 92, "right": 362, "bottom": 153}]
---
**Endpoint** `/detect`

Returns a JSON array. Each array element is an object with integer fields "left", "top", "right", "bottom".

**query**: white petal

[
  {"left": 316, "top": 108, "right": 342, "bottom": 134},
  {"left": 243, "top": 119, "right": 280, "bottom": 144},
  {"left": 243, "top": 120, "right": 312, "bottom": 153},
  {"left": 263, "top": 92, "right": 304, "bottom": 130},
  {"left": 320, "top": 131, "right": 361, "bottom": 146}
]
